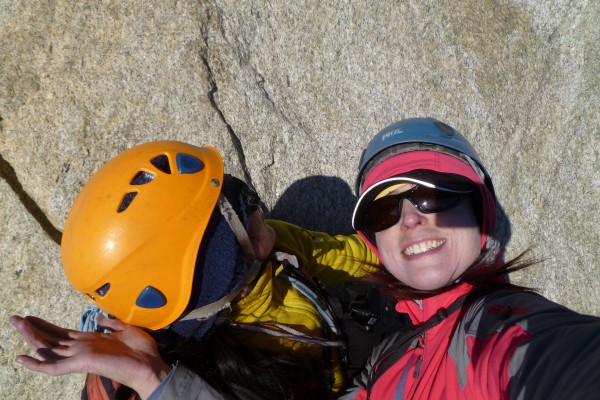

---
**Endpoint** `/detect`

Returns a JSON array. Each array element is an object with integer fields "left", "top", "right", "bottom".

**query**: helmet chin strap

[{"left": 176, "top": 194, "right": 261, "bottom": 323}]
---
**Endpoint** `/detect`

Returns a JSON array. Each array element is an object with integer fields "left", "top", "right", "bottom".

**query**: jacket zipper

[{"left": 413, "top": 333, "right": 426, "bottom": 379}]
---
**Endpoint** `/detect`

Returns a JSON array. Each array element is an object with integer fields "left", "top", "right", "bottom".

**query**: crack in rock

[
  {"left": 0, "top": 152, "right": 62, "bottom": 245},
  {"left": 255, "top": 71, "right": 315, "bottom": 140},
  {"left": 200, "top": 55, "right": 256, "bottom": 190}
]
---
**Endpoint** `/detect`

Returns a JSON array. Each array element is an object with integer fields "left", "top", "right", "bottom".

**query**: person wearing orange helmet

[{"left": 11, "top": 141, "right": 400, "bottom": 400}]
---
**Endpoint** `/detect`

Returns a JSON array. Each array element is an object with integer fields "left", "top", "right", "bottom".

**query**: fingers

[
  {"left": 14, "top": 354, "right": 80, "bottom": 376},
  {"left": 10, "top": 315, "right": 73, "bottom": 343},
  {"left": 14, "top": 354, "right": 48, "bottom": 372},
  {"left": 10, "top": 315, "right": 53, "bottom": 349},
  {"left": 23, "top": 316, "right": 74, "bottom": 340},
  {"left": 10, "top": 316, "right": 69, "bottom": 362},
  {"left": 10, "top": 315, "right": 105, "bottom": 377},
  {"left": 9, "top": 315, "right": 24, "bottom": 327},
  {"left": 96, "top": 313, "right": 128, "bottom": 332}
]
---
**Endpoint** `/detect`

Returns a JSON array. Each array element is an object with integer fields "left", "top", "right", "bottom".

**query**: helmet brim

[{"left": 352, "top": 170, "right": 475, "bottom": 231}]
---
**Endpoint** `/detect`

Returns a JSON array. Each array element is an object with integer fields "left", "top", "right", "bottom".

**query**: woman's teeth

[{"left": 403, "top": 240, "right": 445, "bottom": 255}]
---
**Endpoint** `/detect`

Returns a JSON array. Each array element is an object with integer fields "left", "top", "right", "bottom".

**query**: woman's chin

[{"left": 399, "top": 272, "right": 456, "bottom": 291}]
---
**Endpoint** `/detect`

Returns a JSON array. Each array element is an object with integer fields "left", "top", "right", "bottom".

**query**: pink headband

[
  {"left": 361, "top": 151, "right": 483, "bottom": 192},
  {"left": 356, "top": 151, "right": 496, "bottom": 256}
]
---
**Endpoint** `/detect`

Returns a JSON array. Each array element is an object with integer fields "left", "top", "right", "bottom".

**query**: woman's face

[{"left": 374, "top": 184, "right": 481, "bottom": 291}]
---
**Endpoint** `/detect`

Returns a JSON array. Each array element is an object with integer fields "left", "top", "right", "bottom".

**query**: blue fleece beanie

[{"left": 169, "top": 175, "right": 253, "bottom": 339}]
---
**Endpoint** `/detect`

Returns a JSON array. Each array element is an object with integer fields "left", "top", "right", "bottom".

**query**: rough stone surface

[{"left": 1, "top": 0, "right": 598, "bottom": 397}]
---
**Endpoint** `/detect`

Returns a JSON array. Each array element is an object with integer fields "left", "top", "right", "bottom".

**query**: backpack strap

[
  {"left": 365, "top": 294, "right": 468, "bottom": 399},
  {"left": 273, "top": 251, "right": 345, "bottom": 340}
]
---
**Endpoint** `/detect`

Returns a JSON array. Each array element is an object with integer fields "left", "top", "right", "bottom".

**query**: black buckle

[{"left": 435, "top": 308, "right": 449, "bottom": 321}]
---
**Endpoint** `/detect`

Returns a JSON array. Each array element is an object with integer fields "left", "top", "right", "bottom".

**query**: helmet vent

[
  {"left": 176, "top": 153, "right": 204, "bottom": 174},
  {"left": 136, "top": 286, "right": 167, "bottom": 309},
  {"left": 434, "top": 121, "right": 456, "bottom": 136},
  {"left": 131, "top": 171, "right": 155, "bottom": 185},
  {"left": 150, "top": 155, "right": 171, "bottom": 174},
  {"left": 96, "top": 283, "right": 111, "bottom": 297},
  {"left": 118, "top": 192, "right": 138, "bottom": 213}
]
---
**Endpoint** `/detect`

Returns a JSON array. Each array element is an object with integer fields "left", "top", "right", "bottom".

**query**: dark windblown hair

[
  {"left": 109, "top": 324, "right": 331, "bottom": 400},
  {"left": 158, "top": 324, "right": 331, "bottom": 400}
]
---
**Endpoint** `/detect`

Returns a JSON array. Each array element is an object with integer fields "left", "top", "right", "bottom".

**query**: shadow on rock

[
  {"left": 269, "top": 175, "right": 357, "bottom": 235},
  {"left": 268, "top": 174, "right": 512, "bottom": 260}
]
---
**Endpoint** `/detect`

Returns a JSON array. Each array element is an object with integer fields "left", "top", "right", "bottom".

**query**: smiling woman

[
  {"left": 373, "top": 181, "right": 481, "bottom": 291},
  {"left": 352, "top": 118, "right": 502, "bottom": 298},
  {"left": 337, "top": 117, "right": 600, "bottom": 400}
]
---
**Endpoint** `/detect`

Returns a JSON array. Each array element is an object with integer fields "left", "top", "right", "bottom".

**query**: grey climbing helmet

[
  {"left": 356, "top": 117, "right": 494, "bottom": 197},
  {"left": 353, "top": 117, "right": 499, "bottom": 264}
]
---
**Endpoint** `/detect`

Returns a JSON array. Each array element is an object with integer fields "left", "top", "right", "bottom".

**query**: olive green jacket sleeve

[{"left": 266, "top": 219, "right": 380, "bottom": 285}]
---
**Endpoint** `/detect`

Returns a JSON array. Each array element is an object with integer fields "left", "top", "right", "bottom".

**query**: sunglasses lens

[
  {"left": 412, "top": 187, "right": 465, "bottom": 212},
  {"left": 366, "top": 196, "right": 401, "bottom": 232},
  {"left": 363, "top": 186, "right": 470, "bottom": 233}
]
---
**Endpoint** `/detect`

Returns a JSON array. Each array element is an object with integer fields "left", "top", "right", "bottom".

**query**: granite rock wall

[{"left": 1, "top": 0, "right": 598, "bottom": 397}]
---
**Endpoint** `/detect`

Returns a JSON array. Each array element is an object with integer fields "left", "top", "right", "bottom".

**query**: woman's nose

[{"left": 399, "top": 199, "right": 425, "bottom": 228}]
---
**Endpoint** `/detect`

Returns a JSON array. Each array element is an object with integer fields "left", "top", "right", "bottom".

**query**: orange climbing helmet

[{"left": 61, "top": 141, "right": 225, "bottom": 330}]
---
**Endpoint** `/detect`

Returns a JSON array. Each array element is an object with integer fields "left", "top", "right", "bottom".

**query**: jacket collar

[{"left": 396, "top": 282, "right": 473, "bottom": 326}]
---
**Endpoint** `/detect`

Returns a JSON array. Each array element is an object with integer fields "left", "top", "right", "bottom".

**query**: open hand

[{"left": 10, "top": 314, "right": 171, "bottom": 400}]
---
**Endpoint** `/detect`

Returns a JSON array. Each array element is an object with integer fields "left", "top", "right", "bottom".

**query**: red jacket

[{"left": 342, "top": 282, "right": 600, "bottom": 400}]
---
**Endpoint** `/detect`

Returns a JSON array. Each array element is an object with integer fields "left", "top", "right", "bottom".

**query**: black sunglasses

[{"left": 363, "top": 185, "right": 473, "bottom": 232}]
